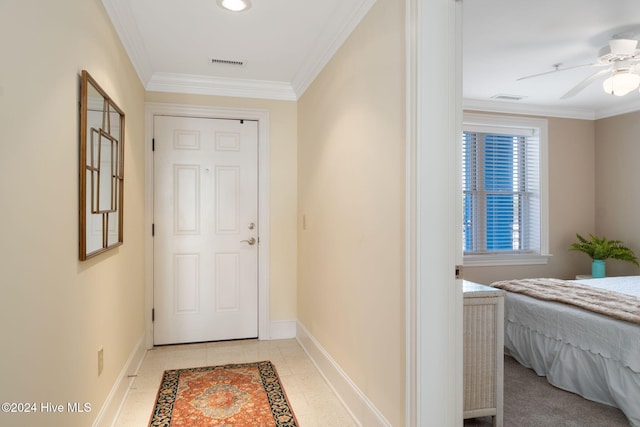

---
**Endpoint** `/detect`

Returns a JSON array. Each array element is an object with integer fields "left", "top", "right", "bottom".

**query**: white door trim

[
  {"left": 405, "top": 0, "right": 463, "bottom": 425},
  {"left": 144, "top": 102, "right": 271, "bottom": 349}
]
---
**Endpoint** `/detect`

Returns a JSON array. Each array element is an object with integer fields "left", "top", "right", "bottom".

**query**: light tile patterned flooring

[{"left": 115, "top": 338, "right": 358, "bottom": 427}]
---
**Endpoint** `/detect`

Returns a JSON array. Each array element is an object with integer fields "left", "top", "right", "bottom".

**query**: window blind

[{"left": 462, "top": 129, "right": 540, "bottom": 255}]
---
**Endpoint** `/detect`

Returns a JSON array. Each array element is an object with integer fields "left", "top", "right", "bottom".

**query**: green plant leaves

[{"left": 569, "top": 233, "right": 639, "bottom": 266}]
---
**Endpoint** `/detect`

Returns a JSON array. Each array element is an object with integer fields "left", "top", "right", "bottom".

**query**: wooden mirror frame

[{"left": 79, "top": 70, "right": 125, "bottom": 260}]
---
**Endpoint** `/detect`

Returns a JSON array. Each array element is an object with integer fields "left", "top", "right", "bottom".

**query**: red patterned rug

[{"left": 148, "top": 360, "right": 298, "bottom": 426}]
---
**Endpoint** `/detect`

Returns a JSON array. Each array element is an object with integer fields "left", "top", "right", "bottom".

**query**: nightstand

[{"left": 463, "top": 281, "right": 505, "bottom": 427}]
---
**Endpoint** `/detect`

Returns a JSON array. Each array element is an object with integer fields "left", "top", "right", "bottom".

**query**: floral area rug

[{"left": 149, "top": 360, "right": 298, "bottom": 426}]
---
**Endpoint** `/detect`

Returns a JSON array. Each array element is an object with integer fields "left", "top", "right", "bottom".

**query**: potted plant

[{"left": 569, "top": 233, "right": 639, "bottom": 278}]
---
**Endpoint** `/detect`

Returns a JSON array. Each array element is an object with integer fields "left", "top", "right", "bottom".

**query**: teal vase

[{"left": 591, "top": 260, "right": 606, "bottom": 278}]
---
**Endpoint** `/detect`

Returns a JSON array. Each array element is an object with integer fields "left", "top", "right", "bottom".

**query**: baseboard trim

[
  {"left": 296, "top": 322, "right": 391, "bottom": 427},
  {"left": 269, "top": 319, "right": 297, "bottom": 339},
  {"left": 92, "top": 335, "right": 147, "bottom": 427}
]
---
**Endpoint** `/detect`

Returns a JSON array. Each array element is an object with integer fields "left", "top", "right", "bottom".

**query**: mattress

[{"left": 498, "top": 275, "right": 640, "bottom": 426}]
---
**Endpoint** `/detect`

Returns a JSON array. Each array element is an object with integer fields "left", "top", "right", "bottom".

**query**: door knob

[{"left": 241, "top": 237, "right": 256, "bottom": 246}]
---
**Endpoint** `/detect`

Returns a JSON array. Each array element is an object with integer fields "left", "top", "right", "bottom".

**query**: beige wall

[
  {"left": 297, "top": 0, "right": 406, "bottom": 424},
  {"left": 0, "top": 1, "right": 146, "bottom": 426},
  {"left": 463, "top": 114, "right": 597, "bottom": 285},
  {"left": 145, "top": 92, "right": 298, "bottom": 321},
  {"left": 594, "top": 111, "right": 640, "bottom": 277},
  {"left": 7, "top": 0, "right": 637, "bottom": 424}
]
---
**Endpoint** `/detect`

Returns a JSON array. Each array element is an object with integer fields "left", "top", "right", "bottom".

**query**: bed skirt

[{"left": 504, "top": 319, "right": 640, "bottom": 426}]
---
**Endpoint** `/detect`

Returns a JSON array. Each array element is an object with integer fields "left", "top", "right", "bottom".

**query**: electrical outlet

[{"left": 98, "top": 347, "right": 104, "bottom": 376}]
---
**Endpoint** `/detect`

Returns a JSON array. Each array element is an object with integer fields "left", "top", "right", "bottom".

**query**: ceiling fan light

[
  {"left": 217, "top": 0, "right": 251, "bottom": 12},
  {"left": 603, "top": 71, "right": 640, "bottom": 96}
]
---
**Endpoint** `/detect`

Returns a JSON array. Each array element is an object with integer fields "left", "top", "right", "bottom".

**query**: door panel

[{"left": 153, "top": 115, "right": 258, "bottom": 345}]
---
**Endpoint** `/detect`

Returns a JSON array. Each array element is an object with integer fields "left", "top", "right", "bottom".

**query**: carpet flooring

[{"left": 464, "top": 356, "right": 630, "bottom": 427}]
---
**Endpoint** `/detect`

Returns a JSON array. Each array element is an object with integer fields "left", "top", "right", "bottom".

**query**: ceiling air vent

[
  {"left": 210, "top": 58, "right": 245, "bottom": 67},
  {"left": 490, "top": 94, "right": 526, "bottom": 101}
]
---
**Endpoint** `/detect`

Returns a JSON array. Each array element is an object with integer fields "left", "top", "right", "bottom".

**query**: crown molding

[
  {"left": 463, "top": 98, "right": 597, "bottom": 120},
  {"left": 594, "top": 99, "right": 640, "bottom": 119},
  {"left": 102, "top": 0, "right": 153, "bottom": 86},
  {"left": 464, "top": 98, "right": 640, "bottom": 121},
  {"left": 146, "top": 73, "right": 297, "bottom": 101},
  {"left": 290, "top": 0, "right": 377, "bottom": 98}
]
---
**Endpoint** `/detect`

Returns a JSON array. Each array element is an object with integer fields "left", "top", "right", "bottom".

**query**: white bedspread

[
  {"left": 499, "top": 275, "right": 640, "bottom": 426},
  {"left": 574, "top": 275, "right": 640, "bottom": 298}
]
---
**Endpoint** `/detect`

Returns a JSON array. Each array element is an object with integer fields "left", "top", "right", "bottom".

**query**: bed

[{"left": 490, "top": 275, "right": 640, "bottom": 427}]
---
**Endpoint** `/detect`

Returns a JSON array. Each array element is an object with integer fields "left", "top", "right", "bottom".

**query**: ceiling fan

[{"left": 518, "top": 38, "right": 640, "bottom": 99}]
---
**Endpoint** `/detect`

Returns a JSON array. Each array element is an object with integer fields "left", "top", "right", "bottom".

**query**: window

[{"left": 462, "top": 113, "right": 549, "bottom": 266}]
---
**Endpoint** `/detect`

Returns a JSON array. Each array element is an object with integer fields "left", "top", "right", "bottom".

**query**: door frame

[
  {"left": 144, "top": 102, "right": 270, "bottom": 349},
  {"left": 405, "top": 0, "right": 463, "bottom": 425}
]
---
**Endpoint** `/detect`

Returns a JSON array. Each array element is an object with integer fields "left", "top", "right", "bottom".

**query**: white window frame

[{"left": 462, "top": 113, "right": 550, "bottom": 267}]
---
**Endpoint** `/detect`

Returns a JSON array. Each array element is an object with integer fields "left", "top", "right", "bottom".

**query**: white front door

[{"left": 153, "top": 115, "right": 259, "bottom": 345}]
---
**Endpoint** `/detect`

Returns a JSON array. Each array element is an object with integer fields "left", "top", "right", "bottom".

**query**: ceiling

[
  {"left": 103, "top": 0, "right": 376, "bottom": 101},
  {"left": 104, "top": 0, "right": 640, "bottom": 119},
  {"left": 464, "top": 0, "right": 640, "bottom": 119}
]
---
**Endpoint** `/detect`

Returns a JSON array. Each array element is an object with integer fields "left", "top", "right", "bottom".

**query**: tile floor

[{"left": 115, "top": 338, "right": 358, "bottom": 427}]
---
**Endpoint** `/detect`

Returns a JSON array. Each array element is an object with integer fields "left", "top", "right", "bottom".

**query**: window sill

[{"left": 463, "top": 253, "right": 551, "bottom": 267}]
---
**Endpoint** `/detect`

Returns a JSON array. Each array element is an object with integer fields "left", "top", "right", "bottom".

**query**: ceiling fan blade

[
  {"left": 560, "top": 68, "right": 611, "bottom": 99},
  {"left": 517, "top": 62, "right": 602, "bottom": 81}
]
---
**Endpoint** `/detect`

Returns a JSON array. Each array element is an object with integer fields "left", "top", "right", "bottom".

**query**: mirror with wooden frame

[{"left": 79, "top": 70, "right": 125, "bottom": 260}]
